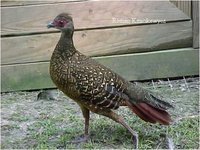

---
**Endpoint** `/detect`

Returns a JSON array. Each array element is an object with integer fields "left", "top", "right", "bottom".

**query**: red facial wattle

[{"left": 55, "top": 19, "right": 67, "bottom": 28}]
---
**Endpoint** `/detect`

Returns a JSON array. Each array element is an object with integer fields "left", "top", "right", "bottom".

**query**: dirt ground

[{"left": 1, "top": 77, "right": 199, "bottom": 149}]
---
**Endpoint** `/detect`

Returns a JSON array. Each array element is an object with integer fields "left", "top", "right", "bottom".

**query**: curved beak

[{"left": 47, "top": 22, "right": 55, "bottom": 28}]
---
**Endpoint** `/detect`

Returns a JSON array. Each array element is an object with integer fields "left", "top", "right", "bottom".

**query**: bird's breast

[{"left": 49, "top": 58, "right": 79, "bottom": 98}]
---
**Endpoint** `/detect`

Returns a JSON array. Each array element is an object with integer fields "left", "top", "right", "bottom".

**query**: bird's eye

[
  {"left": 55, "top": 19, "right": 67, "bottom": 27},
  {"left": 58, "top": 20, "right": 64, "bottom": 26}
]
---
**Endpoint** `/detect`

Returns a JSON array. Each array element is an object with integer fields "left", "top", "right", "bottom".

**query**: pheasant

[{"left": 47, "top": 13, "right": 173, "bottom": 148}]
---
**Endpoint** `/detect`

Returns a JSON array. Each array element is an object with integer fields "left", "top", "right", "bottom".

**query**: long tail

[
  {"left": 125, "top": 83, "right": 173, "bottom": 125},
  {"left": 125, "top": 100, "right": 172, "bottom": 125}
]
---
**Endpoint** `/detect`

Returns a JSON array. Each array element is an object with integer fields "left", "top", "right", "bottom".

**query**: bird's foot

[
  {"left": 67, "top": 134, "right": 89, "bottom": 144},
  {"left": 132, "top": 133, "right": 139, "bottom": 149}
]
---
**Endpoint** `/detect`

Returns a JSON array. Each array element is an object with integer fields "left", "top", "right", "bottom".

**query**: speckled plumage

[
  {"left": 48, "top": 13, "right": 173, "bottom": 147},
  {"left": 49, "top": 14, "right": 172, "bottom": 113},
  {"left": 50, "top": 25, "right": 128, "bottom": 112}
]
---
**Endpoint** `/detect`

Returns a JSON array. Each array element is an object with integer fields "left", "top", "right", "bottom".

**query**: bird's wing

[
  {"left": 125, "top": 82, "right": 173, "bottom": 110},
  {"left": 70, "top": 55, "right": 129, "bottom": 109}
]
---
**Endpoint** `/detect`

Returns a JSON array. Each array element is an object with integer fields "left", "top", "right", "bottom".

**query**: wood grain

[
  {"left": 1, "top": 21, "right": 192, "bottom": 65},
  {"left": 1, "top": 48, "right": 199, "bottom": 92},
  {"left": 170, "top": 0, "right": 192, "bottom": 18},
  {"left": 1, "top": 1, "right": 190, "bottom": 35},
  {"left": 192, "top": 1, "right": 199, "bottom": 48},
  {"left": 1, "top": 0, "right": 83, "bottom": 7}
]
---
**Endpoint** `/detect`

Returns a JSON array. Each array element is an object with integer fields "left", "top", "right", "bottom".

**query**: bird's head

[{"left": 47, "top": 13, "right": 74, "bottom": 33}]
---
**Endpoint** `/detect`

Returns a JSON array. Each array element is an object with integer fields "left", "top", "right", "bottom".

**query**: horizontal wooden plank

[
  {"left": 1, "top": 1, "right": 190, "bottom": 35},
  {"left": 2, "top": 21, "right": 192, "bottom": 65},
  {"left": 1, "top": 48, "right": 199, "bottom": 92},
  {"left": 1, "top": 0, "right": 83, "bottom": 7}
]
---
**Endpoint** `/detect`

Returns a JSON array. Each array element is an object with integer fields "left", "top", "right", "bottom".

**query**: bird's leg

[
  {"left": 68, "top": 105, "right": 90, "bottom": 144},
  {"left": 81, "top": 105, "right": 90, "bottom": 141},
  {"left": 99, "top": 110, "right": 138, "bottom": 149}
]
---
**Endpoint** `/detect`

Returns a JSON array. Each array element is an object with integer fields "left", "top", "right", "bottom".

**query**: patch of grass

[
  {"left": 27, "top": 119, "right": 60, "bottom": 148},
  {"left": 168, "top": 117, "right": 199, "bottom": 149},
  {"left": 2, "top": 108, "right": 200, "bottom": 149},
  {"left": 1, "top": 124, "right": 20, "bottom": 131},
  {"left": 1, "top": 78, "right": 199, "bottom": 149},
  {"left": 26, "top": 112, "right": 199, "bottom": 149},
  {"left": 9, "top": 113, "right": 29, "bottom": 122}
]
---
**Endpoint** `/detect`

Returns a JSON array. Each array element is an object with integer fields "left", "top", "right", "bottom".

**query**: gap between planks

[
  {"left": 1, "top": 21, "right": 192, "bottom": 65},
  {"left": 1, "top": 48, "right": 199, "bottom": 92},
  {"left": 1, "top": 1, "right": 190, "bottom": 35},
  {"left": 1, "top": 19, "right": 191, "bottom": 38}
]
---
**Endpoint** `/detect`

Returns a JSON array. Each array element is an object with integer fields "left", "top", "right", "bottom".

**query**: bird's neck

[{"left": 54, "top": 31, "right": 76, "bottom": 57}]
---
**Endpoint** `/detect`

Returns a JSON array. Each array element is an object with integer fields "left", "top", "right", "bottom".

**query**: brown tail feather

[{"left": 126, "top": 100, "right": 172, "bottom": 125}]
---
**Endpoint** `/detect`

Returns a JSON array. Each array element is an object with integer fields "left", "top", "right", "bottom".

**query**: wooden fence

[{"left": 1, "top": 0, "right": 199, "bottom": 92}]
